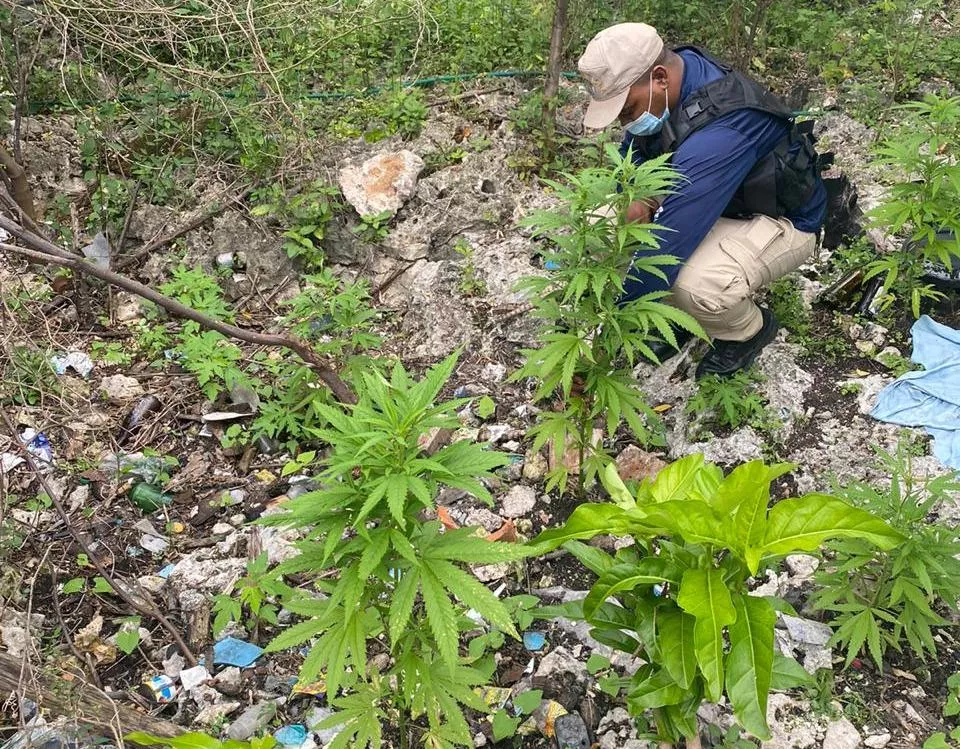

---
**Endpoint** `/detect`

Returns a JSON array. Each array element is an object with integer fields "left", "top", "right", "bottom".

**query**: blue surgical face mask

[{"left": 625, "top": 74, "right": 670, "bottom": 137}]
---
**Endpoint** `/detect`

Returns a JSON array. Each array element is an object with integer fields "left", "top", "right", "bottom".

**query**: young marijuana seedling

[
  {"left": 866, "top": 94, "right": 960, "bottom": 318},
  {"left": 686, "top": 369, "right": 774, "bottom": 433},
  {"left": 813, "top": 444, "right": 960, "bottom": 669},
  {"left": 533, "top": 455, "right": 903, "bottom": 745},
  {"left": 212, "top": 552, "right": 298, "bottom": 641},
  {"left": 261, "top": 354, "right": 531, "bottom": 748},
  {"left": 511, "top": 144, "right": 703, "bottom": 494}
]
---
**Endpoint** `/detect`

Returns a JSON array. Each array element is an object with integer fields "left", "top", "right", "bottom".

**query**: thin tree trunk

[
  {"left": 0, "top": 145, "right": 35, "bottom": 221},
  {"left": 541, "top": 0, "right": 570, "bottom": 156}
]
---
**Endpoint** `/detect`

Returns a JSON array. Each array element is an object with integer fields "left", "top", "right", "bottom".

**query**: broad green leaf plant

[
  {"left": 532, "top": 455, "right": 904, "bottom": 745},
  {"left": 511, "top": 145, "right": 703, "bottom": 494},
  {"left": 261, "top": 353, "right": 531, "bottom": 749}
]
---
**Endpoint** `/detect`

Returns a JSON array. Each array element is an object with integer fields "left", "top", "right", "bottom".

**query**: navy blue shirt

[{"left": 619, "top": 49, "right": 827, "bottom": 300}]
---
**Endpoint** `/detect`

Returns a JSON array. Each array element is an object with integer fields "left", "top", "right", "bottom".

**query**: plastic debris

[
  {"left": 140, "top": 533, "right": 169, "bottom": 554},
  {"left": 50, "top": 351, "right": 94, "bottom": 378},
  {"left": 274, "top": 725, "right": 308, "bottom": 747},
  {"left": 518, "top": 700, "right": 568, "bottom": 738},
  {"left": 474, "top": 686, "right": 512, "bottom": 710},
  {"left": 20, "top": 429, "right": 53, "bottom": 468},
  {"left": 202, "top": 411, "right": 253, "bottom": 423},
  {"left": 0, "top": 453, "right": 23, "bottom": 472},
  {"left": 81, "top": 232, "right": 111, "bottom": 270},
  {"left": 213, "top": 637, "right": 263, "bottom": 667},
  {"left": 216, "top": 251, "right": 247, "bottom": 271},
  {"left": 101, "top": 452, "right": 171, "bottom": 484},
  {"left": 229, "top": 382, "right": 260, "bottom": 413},
  {"left": 157, "top": 563, "right": 176, "bottom": 578},
  {"left": 523, "top": 631, "right": 546, "bottom": 651},
  {"left": 553, "top": 713, "right": 590, "bottom": 749},
  {"left": 292, "top": 679, "right": 327, "bottom": 696},
  {"left": 179, "top": 664, "right": 210, "bottom": 691},
  {"left": 544, "top": 260, "right": 561, "bottom": 270},
  {"left": 143, "top": 674, "right": 177, "bottom": 703},
  {"left": 129, "top": 482, "right": 173, "bottom": 513}
]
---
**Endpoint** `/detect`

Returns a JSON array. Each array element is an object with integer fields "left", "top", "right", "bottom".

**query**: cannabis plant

[
  {"left": 813, "top": 445, "right": 960, "bottom": 669},
  {"left": 533, "top": 456, "right": 903, "bottom": 744},
  {"left": 262, "top": 354, "right": 531, "bottom": 749},
  {"left": 866, "top": 94, "right": 960, "bottom": 317},
  {"left": 686, "top": 370, "right": 773, "bottom": 433},
  {"left": 511, "top": 145, "right": 703, "bottom": 494}
]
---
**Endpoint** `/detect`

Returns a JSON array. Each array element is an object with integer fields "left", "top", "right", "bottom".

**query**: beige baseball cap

[{"left": 578, "top": 23, "right": 664, "bottom": 129}]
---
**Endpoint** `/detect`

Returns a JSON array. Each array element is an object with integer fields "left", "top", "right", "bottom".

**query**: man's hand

[{"left": 625, "top": 199, "right": 659, "bottom": 224}]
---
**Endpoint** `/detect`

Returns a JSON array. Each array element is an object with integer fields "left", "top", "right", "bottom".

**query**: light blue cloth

[{"left": 871, "top": 315, "right": 960, "bottom": 469}]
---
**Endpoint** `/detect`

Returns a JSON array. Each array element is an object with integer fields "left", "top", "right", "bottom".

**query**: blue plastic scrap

[
  {"left": 213, "top": 637, "right": 264, "bottom": 668},
  {"left": 871, "top": 315, "right": 960, "bottom": 469},
  {"left": 274, "top": 725, "right": 308, "bottom": 747},
  {"left": 157, "top": 563, "right": 176, "bottom": 578},
  {"left": 523, "top": 630, "right": 546, "bottom": 651}
]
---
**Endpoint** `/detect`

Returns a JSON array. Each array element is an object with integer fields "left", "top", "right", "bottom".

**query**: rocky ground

[{"left": 2, "top": 77, "right": 959, "bottom": 749}]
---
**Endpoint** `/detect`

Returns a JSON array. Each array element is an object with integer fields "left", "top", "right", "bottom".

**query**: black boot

[
  {"left": 696, "top": 307, "right": 779, "bottom": 379},
  {"left": 648, "top": 327, "right": 694, "bottom": 363}
]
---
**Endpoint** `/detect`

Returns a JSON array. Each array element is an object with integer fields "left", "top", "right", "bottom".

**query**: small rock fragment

[
  {"left": 784, "top": 554, "right": 819, "bottom": 578},
  {"left": 464, "top": 507, "right": 505, "bottom": 532},
  {"left": 781, "top": 614, "right": 832, "bottom": 646},
  {"left": 99, "top": 374, "right": 145, "bottom": 401},
  {"left": 522, "top": 451, "right": 548, "bottom": 482},
  {"left": 863, "top": 734, "right": 891, "bottom": 748},
  {"left": 500, "top": 485, "right": 536, "bottom": 518},
  {"left": 615, "top": 444, "right": 666, "bottom": 482},
  {"left": 472, "top": 563, "right": 510, "bottom": 582},
  {"left": 194, "top": 701, "right": 240, "bottom": 726},
  {"left": 418, "top": 427, "right": 453, "bottom": 455},
  {"left": 823, "top": 717, "right": 861, "bottom": 749}
]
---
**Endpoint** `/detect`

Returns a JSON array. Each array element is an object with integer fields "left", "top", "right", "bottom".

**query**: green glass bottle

[{"left": 129, "top": 482, "right": 173, "bottom": 512}]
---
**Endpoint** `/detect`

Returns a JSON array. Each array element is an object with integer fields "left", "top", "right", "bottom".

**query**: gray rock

[
  {"left": 169, "top": 554, "right": 246, "bottom": 596},
  {"left": 480, "top": 363, "right": 508, "bottom": 383},
  {"left": 500, "top": 485, "right": 536, "bottom": 518},
  {"left": 784, "top": 554, "right": 820, "bottom": 578},
  {"left": 533, "top": 645, "right": 589, "bottom": 685},
  {"left": 464, "top": 507, "right": 504, "bottom": 532},
  {"left": 338, "top": 150, "right": 424, "bottom": 218},
  {"left": 781, "top": 614, "right": 832, "bottom": 646},
  {"left": 472, "top": 563, "right": 509, "bottom": 582},
  {"left": 227, "top": 702, "right": 278, "bottom": 741},
  {"left": 193, "top": 701, "right": 240, "bottom": 726},
  {"left": 762, "top": 693, "right": 820, "bottom": 749},
  {"left": 823, "top": 717, "right": 861, "bottom": 749},
  {"left": 522, "top": 451, "right": 548, "bottom": 482},
  {"left": 864, "top": 733, "right": 891, "bottom": 748},
  {"left": 215, "top": 667, "right": 243, "bottom": 697},
  {"left": 756, "top": 342, "right": 815, "bottom": 438}
]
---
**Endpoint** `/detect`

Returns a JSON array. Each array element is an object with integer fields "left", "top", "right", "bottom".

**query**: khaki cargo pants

[{"left": 670, "top": 214, "right": 817, "bottom": 342}]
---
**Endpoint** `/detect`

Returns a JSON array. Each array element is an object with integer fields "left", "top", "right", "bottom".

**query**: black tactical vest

[{"left": 631, "top": 46, "right": 832, "bottom": 220}]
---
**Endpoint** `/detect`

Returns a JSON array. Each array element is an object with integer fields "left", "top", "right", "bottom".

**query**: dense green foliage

[
  {"left": 511, "top": 145, "right": 703, "bottom": 494},
  {"left": 813, "top": 447, "right": 960, "bottom": 669},
  {"left": 261, "top": 354, "right": 533, "bottom": 748}
]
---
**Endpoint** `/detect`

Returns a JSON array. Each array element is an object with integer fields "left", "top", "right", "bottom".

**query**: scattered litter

[
  {"left": 544, "top": 260, "right": 561, "bottom": 270},
  {"left": 216, "top": 251, "right": 247, "bottom": 271},
  {"left": 140, "top": 534, "right": 169, "bottom": 553},
  {"left": 100, "top": 373, "right": 145, "bottom": 401},
  {"left": 229, "top": 382, "right": 260, "bottom": 413},
  {"left": 274, "top": 725, "right": 308, "bottom": 747},
  {"left": 292, "top": 679, "right": 327, "bottom": 696},
  {"left": 129, "top": 482, "right": 173, "bottom": 513},
  {"left": 101, "top": 451, "right": 172, "bottom": 484},
  {"left": 213, "top": 637, "right": 264, "bottom": 667},
  {"left": 475, "top": 686, "right": 512, "bottom": 710},
  {"left": 0, "top": 453, "right": 23, "bottom": 472},
  {"left": 157, "top": 563, "right": 176, "bottom": 578},
  {"left": 81, "top": 232, "right": 111, "bottom": 270},
  {"left": 50, "top": 351, "right": 94, "bottom": 378},
  {"left": 18, "top": 429, "right": 53, "bottom": 469},
  {"left": 74, "top": 615, "right": 118, "bottom": 664},
  {"left": 523, "top": 631, "right": 546, "bottom": 651},
  {"left": 202, "top": 411, "right": 254, "bottom": 423},
  {"left": 143, "top": 674, "right": 178, "bottom": 703},
  {"left": 179, "top": 664, "right": 211, "bottom": 691},
  {"left": 871, "top": 315, "right": 960, "bottom": 468}
]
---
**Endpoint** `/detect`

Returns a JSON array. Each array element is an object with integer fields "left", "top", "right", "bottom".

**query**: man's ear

[{"left": 651, "top": 64, "right": 670, "bottom": 90}]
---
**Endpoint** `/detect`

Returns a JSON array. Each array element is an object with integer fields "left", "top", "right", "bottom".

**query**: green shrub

[
  {"left": 261, "top": 354, "right": 531, "bottom": 747},
  {"left": 510, "top": 145, "right": 703, "bottom": 494},
  {"left": 533, "top": 456, "right": 903, "bottom": 744},
  {"left": 813, "top": 445, "right": 960, "bottom": 668}
]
